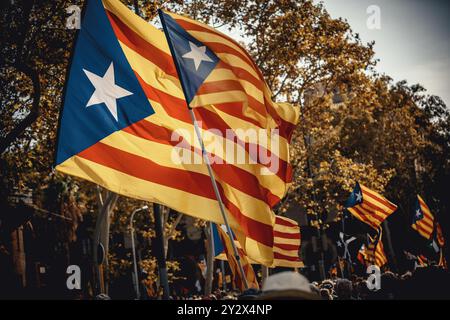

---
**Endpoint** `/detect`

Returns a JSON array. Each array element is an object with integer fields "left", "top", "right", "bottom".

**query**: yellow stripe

[
  {"left": 103, "top": 0, "right": 171, "bottom": 55},
  {"left": 271, "top": 259, "right": 304, "bottom": 268},
  {"left": 190, "top": 90, "right": 248, "bottom": 107},
  {"left": 273, "top": 247, "right": 298, "bottom": 257},
  {"left": 273, "top": 237, "right": 299, "bottom": 246}
]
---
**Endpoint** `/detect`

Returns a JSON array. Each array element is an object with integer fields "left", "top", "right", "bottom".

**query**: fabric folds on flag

[
  {"left": 271, "top": 215, "right": 303, "bottom": 268},
  {"left": 55, "top": 0, "right": 299, "bottom": 266},
  {"left": 366, "top": 228, "right": 388, "bottom": 267},
  {"left": 345, "top": 182, "right": 397, "bottom": 230},
  {"left": 412, "top": 195, "right": 435, "bottom": 240},
  {"left": 212, "top": 224, "right": 259, "bottom": 291}
]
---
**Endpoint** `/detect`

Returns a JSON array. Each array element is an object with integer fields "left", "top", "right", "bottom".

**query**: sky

[{"left": 317, "top": 0, "right": 450, "bottom": 105}]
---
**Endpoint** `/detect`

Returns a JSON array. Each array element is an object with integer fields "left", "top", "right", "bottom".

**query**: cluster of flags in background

[{"left": 345, "top": 182, "right": 446, "bottom": 270}]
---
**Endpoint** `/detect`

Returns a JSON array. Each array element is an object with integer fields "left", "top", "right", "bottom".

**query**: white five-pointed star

[
  {"left": 416, "top": 209, "right": 422, "bottom": 218},
  {"left": 355, "top": 192, "right": 362, "bottom": 202},
  {"left": 83, "top": 62, "right": 133, "bottom": 121},
  {"left": 182, "top": 41, "right": 213, "bottom": 71}
]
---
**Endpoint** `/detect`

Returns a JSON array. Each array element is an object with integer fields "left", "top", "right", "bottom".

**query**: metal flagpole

[
  {"left": 188, "top": 108, "right": 249, "bottom": 290},
  {"left": 158, "top": 9, "right": 249, "bottom": 290},
  {"left": 154, "top": 203, "right": 170, "bottom": 299},
  {"left": 205, "top": 221, "right": 215, "bottom": 295}
]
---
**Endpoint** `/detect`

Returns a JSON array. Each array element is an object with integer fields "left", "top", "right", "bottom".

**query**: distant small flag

[
  {"left": 345, "top": 182, "right": 397, "bottom": 230},
  {"left": 357, "top": 244, "right": 368, "bottom": 266},
  {"left": 412, "top": 195, "right": 435, "bottom": 240},
  {"left": 436, "top": 222, "right": 445, "bottom": 248},
  {"left": 366, "top": 228, "right": 388, "bottom": 267},
  {"left": 212, "top": 224, "right": 259, "bottom": 290}
]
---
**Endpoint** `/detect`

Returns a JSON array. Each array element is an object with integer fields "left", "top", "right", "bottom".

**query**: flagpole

[
  {"left": 158, "top": 9, "right": 249, "bottom": 290},
  {"left": 188, "top": 108, "right": 249, "bottom": 290},
  {"left": 205, "top": 221, "right": 215, "bottom": 295}
]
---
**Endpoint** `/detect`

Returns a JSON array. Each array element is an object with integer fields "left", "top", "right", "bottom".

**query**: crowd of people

[{"left": 162, "top": 265, "right": 449, "bottom": 300}]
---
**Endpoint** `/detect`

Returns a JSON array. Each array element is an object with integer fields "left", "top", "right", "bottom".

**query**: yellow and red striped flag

[
  {"left": 345, "top": 182, "right": 397, "bottom": 230},
  {"left": 214, "top": 215, "right": 303, "bottom": 268},
  {"left": 271, "top": 215, "right": 303, "bottom": 268},
  {"left": 412, "top": 195, "right": 435, "bottom": 240},
  {"left": 55, "top": 0, "right": 299, "bottom": 266},
  {"left": 366, "top": 228, "right": 388, "bottom": 267},
  {"left": 213, "top": 224, "right": 259, "bottom": 291}
]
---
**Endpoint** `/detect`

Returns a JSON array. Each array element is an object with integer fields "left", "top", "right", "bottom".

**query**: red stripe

[
  {"left": 273, "top": 243, "right": 299, "bottom": 251},
  {"left": 274, "top": 252, "right": 300, "bottom": 262},
  {"left": 273, "top": 230, "right": 301, "bottom": 239},
  {"left": 197, "top": 79, "right": 245, "bottom": 95},
  {"left": 106, "top": 10, "right": 178, "bottom": 78},
  {"left": 78, "top": 141, "right": 273, "bottom": 247},
  {"left": 275, "top": 216, "right": 298, "bottom": 228}
]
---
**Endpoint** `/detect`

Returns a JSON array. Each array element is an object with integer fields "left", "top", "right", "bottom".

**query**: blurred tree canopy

[{"left": 1, "top": 0, "right": 449, "bottom": 284}]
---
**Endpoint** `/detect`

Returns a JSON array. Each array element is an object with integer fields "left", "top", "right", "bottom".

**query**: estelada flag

[
  {"left": 345, "top": 182, "right": 397, "bottom": 230},
  {"left": 55, "top": 0, "right": 298, "bottom": 266},
  {"left": 412, "top": 195, "right": 435, "bottom": 240}
]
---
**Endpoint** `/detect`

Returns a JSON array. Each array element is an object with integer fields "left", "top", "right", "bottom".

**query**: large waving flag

[
  {"left": 212, "top": 224, "right": 259, "bottom": 290},
  {"left": 345, "top": 182, "right": 397, "bottom": 230},
  {"left": 55, "top": 0, "right": 298, "bottom": 266},
  {"left": 412, "top": 195, "right": 435, "bottom": 240}
]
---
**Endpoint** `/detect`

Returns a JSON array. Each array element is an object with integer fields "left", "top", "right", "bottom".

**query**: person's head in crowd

[
  {"left": 320, "top": 288, "right": 333, "bottom": 300},
  {"left": 334, "top": 278, "right": 353, "bottom": 300},
  {"left": 320, "top": 279, "right": 334, "bottom": 292},
  {"left": 355, "top": 280, "right": 370, "bottom": 300},
  {"left": 258, "top": 271, "right": 320, "bottom": 300},
  {"left": 400, "top": 271, "right": 412, "bottom": 281},
  {"left": 238, "top": 288, "right": 261, "bottom": 300}
]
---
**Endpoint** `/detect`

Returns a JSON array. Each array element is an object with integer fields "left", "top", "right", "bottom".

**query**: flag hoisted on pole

[
  {"left": 212, "top": 224, "right": 258, "bottom": 291},
  {"left": 158, "top": 9, "right": 249, "bottom": 289},
  {"left": 345, "top": 182, "right": 397, "bottom": 231},
  {"left": 54, "top": 0, "right": 299, "bottom": 267},
  {"left": 345, "top": 183, "right": 396, "bottom": 268},
  {"left": 412, "top": 195, "right": 435, "bottom": 240}
]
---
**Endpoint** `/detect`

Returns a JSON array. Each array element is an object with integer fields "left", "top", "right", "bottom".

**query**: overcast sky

[{"left": 317, "top": 0, "right": 450, "bottom": 105}]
